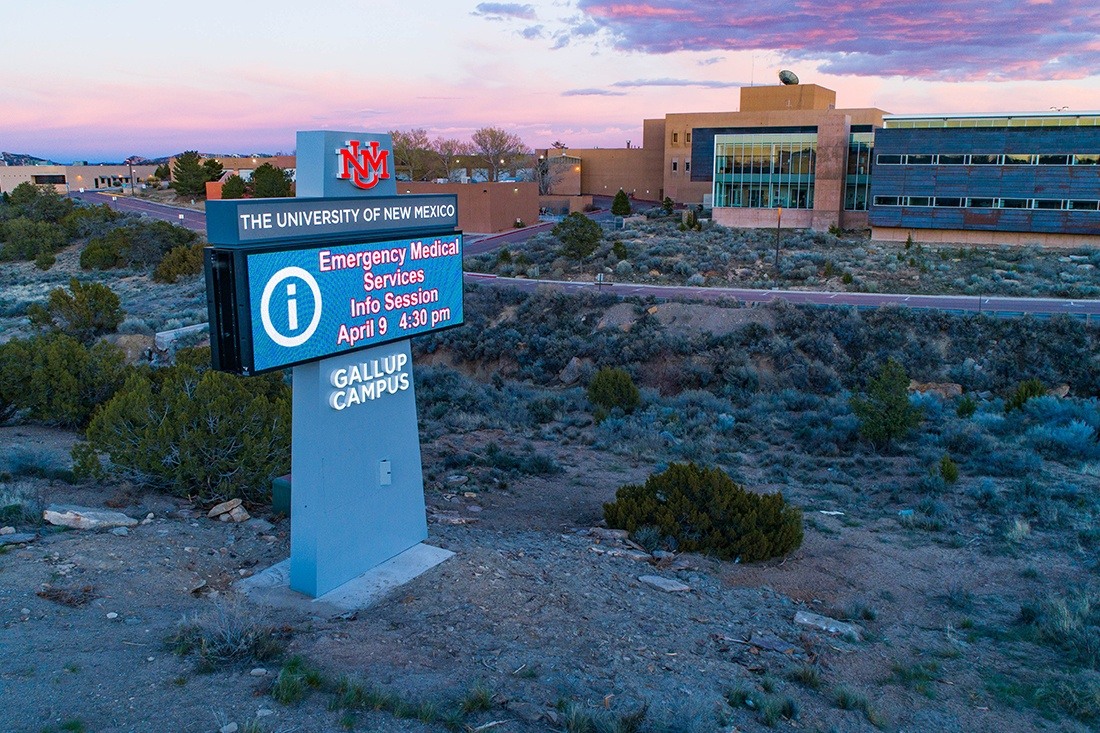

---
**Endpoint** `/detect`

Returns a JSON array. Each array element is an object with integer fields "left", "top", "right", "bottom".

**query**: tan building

[
  {"left": 540, "top": 83, "right": 886, "bottom": 231},
  {"left": 400, "top": 181, "right": 539, "bottom": 234},
  {"left": 0, "top": 163, "right": 158, "bottom": 194}
]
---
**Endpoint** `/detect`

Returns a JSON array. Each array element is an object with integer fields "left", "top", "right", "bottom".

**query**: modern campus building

[
  {"left": 0, "top": 162, "right": 158, "bottom": 194},
  {"left": 867, "top": 112, "right": 1100, "bottom": 247},
  {"left": 551, "top": 83, "right": 1099, "bottom": 246}
]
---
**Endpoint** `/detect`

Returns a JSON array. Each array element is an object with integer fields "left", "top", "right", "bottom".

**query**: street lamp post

[
  {"left": 774, "top": 206, "right": 783, "bottom": 269},
  {"left": 127, "top": 161, "right": 136, "bottom": 196}
]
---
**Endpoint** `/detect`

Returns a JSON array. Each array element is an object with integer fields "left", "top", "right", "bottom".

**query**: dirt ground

[{"left": 1, "top": 419, "right": 1094, "bottom": 733}]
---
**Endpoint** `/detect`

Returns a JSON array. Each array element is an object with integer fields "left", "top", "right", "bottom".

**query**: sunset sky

[{"left": 3, "top": 0, "right": 1098, "bottom": 161}]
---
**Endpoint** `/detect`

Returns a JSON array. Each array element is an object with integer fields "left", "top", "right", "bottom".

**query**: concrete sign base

[{"left": 237, "top": 543, "right": 454, "bottom": 613}]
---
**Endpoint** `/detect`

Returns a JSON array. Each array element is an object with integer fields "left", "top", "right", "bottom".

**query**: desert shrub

[
  {"left": 81, "top": 220, "right": 198, "bottom": 270},
  {"left": 1007, "top": 379, "right": 1047, "bottom": 412},
  {"left": 956, "top": 394, "right": 978, "bottom": 418},
  {"left": 169, "top": 602, "right": 284, "bottom": 671},
  {"left": 0, "top": 217, "right": 67, "bottom": 263},
  {"left": 80, "top": 354, "right": 290, "bottom": 502},
  {"left": 26, "top": 278, "right": 124, "bottom": 345},
  {"left": 603, "top": 462, "right": 803, "bottom": 562},
  {"left": 553, "top": 212, "right": 601, "bottom": 259},
  {"left": 61, "top": 203, "right": 120, "bottom": 238},
  {"left": 153, "top": 242, "right": 205, "bottom": 283},
  {"left": 940, "top": 454, "right": 959, "bottom": 483},
  {"left": 0, "top": 334, "right": 127, "bottom": 428},
  {"left": 850, "top": 358, "right": 923, "bottom": 450},
  {"left": 1019, "top": 589, "right": 1100, "bottom": 670},
  {"left": 587, "top": 367, "right": 641, "bottom": 414},
  {"left": 79, "top": 230, "right": 127, "bottom": 269}
]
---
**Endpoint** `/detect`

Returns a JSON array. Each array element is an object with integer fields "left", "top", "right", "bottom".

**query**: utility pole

[{"left": 774, "top": 206, "right": 783, "bottom": 270}]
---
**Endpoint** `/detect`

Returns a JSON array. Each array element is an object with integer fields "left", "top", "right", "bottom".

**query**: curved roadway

[{"left": 71, "top": 191, "right": 1100, "bottom": 320}]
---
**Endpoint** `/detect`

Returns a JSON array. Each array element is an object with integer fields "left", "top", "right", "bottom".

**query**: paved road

[
  {"left": 464, "top": 274, "right": 1100, "bottom": 320},
  {"left": 70, "top": 191, "right": 1100, "bottom": 320},
  {"left": 69, "top": 191, "right": 207, "bottom": 232}
]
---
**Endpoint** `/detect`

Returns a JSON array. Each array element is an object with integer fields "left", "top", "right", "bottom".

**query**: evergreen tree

[
  {"left": 153, "top": 163, "right": 171, "bottom": 180},
  {"left": 611, "top": 189, "right": 632, "bottom": 216},
  {"left": 552, "top": 212, "right": 601, "bottom": 260},
  {"left": 171, "top": 151, "right": 208, "bottom": 196},
  {"left": 850, "top": 358, "right": 922, "bottom": 451},
  {"left": 221, "top": 174, "right": 246, "bottom": 199},
  {"left": 202, "top": 158, "right": 225, "bottom": 183},
  {"left": 251, "top": 163, "right": 293, "bottom": 198}
]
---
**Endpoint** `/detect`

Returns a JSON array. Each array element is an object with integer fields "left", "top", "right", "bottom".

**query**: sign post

[{"left": 205, "top": 131, "right": 462, "bottom": 598}]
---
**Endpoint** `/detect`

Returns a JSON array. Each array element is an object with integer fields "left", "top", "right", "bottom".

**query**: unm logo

[{"left": 336, "top": 139, "right": 390, "bottom": 190}]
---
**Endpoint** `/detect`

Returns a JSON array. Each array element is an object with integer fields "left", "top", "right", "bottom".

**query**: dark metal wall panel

[{"left": 869, "top": 126, "right": 1100, "bottom": 234}]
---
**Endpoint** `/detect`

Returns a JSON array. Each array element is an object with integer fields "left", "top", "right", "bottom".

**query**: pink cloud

[{"left": 575, "top": 0, "right": 1100, "bottom": 81}]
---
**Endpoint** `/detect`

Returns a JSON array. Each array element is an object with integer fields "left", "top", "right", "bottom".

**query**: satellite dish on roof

[{"left": 778, "top": 69, "right": 799, "bottom": 85}]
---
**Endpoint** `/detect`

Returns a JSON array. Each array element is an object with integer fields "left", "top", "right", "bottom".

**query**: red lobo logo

[{"left": 336, "top": 139, "right": 390, "bottom": 190}]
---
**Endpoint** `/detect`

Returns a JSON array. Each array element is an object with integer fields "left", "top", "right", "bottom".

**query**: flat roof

[{"left": 885, "top": 111, "right": 1100, "bottom": 128}]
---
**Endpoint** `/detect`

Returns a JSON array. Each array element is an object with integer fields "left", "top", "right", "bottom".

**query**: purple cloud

[
  {"left": 574, "top": 0, "right": 1100, "bottom": 81},
  {"left": 563, "top": 88, "right": 628, "bottom": 96},
  {"left": 612, "top": 77, "right": 746, "bottom": 88},
  {"left": 473, "top": 3, "right": 537, "bottom": 20}
]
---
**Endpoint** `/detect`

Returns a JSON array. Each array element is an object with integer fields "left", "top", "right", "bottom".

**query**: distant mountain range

[
  {"left": 2, "top": 151, "right": 288, "bottom": 166},
  {"left": 1, "top": 151, "right": 58, "bottom": 166}
]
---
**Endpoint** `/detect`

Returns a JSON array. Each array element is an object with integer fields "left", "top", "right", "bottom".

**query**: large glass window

[
  {"left": 713, "top": 131, "right": 818, "bottom": 209},
  {"left": 844, "top": 131, "right": 874, "bottom": 210}
]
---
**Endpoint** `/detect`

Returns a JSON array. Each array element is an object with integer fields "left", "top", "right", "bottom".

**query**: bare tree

[
  {"left": 431, "top": 137, "right": 472, "bottom": 181},
  {"left": 390, "top": 129, "right": 435, "bottom": 181},
  {"left": 470, "top": 127, "right": 528, "bottom": 183}
]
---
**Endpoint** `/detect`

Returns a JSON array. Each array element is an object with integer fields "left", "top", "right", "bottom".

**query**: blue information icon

[{"left": 259, "top": 267, "right": 323, "bottom": 348}]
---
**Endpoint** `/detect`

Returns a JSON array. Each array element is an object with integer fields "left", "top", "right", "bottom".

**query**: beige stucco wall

[
  {"left": 400, "top": 181, "right": 539, "bottom": 233},
  {"left": 1, "top": 164, "right": 158, "bottom": 193},
  {"left": 872, "top": 226, "right": 1100, "bottom": 249}
]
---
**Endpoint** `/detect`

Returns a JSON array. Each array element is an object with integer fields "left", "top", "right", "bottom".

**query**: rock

[
  {"left": 141, "top": 513, "right": 154, "bottom": 525},
  {"left": 652, "top": 550, "right": 675, "bottom": 560},
  {"left": 43, "top": 505, "right": 138, "bottom": 530},
  {"left": 250, "top": 667, "right": 268, "bottom": 677},
  {"left": 207, "top": 498, "right": 242, "bottom": 518},
  {"left": 794, "top": 610, "right": 861, "bottom": 639},
  {"left": 245, "top": 518, "right": 274, "bottom": 533},
  {"left": 588, "top": 527, "right": 630, "bottom": 541},
  {"left": 589, "top": 546, "right": 651, "bottom": 561},
  {"left": 106, "top": 612, "right": 119, "bottom": 620},
  {"left": 558, "top": 355, "right": 587, "bottom": 385},
  {"left": 908, "top": 380, "right": 963, "bottom": 399},
  {"left": 466, "top": 505, "right": 482, "bottom": 513},
  {"left": 0, "top": 526, "right": 14, "bottom": 535},
  {"left": 256, "top": 709, "right": 274, "bottom": 717},
  {"left": 219, "top": 724, "right": 238, "bottom": 733},
  {"left": 219, "top": 513, "right": 232, "bottom": 522},
  {"left": 639, "top": 575, "right": 691, "bottom": 592},
  {"left": 446, "top": 474, "right": 469, "bottom": 486},
  {"left": 228, "top": 506, "right": 250, "bottom": 523},
  {"left": 0, "top": 533, "right": 36, "bottom": 546},
  {"left": 1049, "top": 384, "right": 1070, "bottom": 398},
  {"left": 110, "top": 527, "right": 130, "bottom": 536}
]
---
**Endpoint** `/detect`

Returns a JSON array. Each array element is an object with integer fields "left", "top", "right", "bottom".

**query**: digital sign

[
  {"left": 206, "top": 233, "right": 463, "bottom": 374},
  {"left": 206, "top": 194, "right": 458, "bottom": 246}
]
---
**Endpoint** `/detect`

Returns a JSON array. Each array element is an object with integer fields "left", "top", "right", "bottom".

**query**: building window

[
  {"left": 686, "top": 132, "right": 692, "bottom": 144},
  {"left": 844, "top": 132, "right": 874, "bottom": 210},
  {"left": 938, "top": 154, "right": 966, "bottom": 165},
  {"left": 32, "top": 174, "right": 66, "bottom": 185},
  {"left": 873, "top": 195, "right": 900, "bottom": 206},
  {"left": 685, "top": 160, "right": 691, "bottom": 173},
  {"left": 934, "top": 197, "right": 963, "bottom": 207},
  {"left": 876, "top": 154, "right": 903, "bottom": 165},
  {"left": 713, "top": 131, "right": 818, "bottom": 209},
  {"left": 671, "top": 158, "right": 678, "bottom": 172},
  {"left": 672, "top": 132, "right": 679, "bottom": 143}
]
